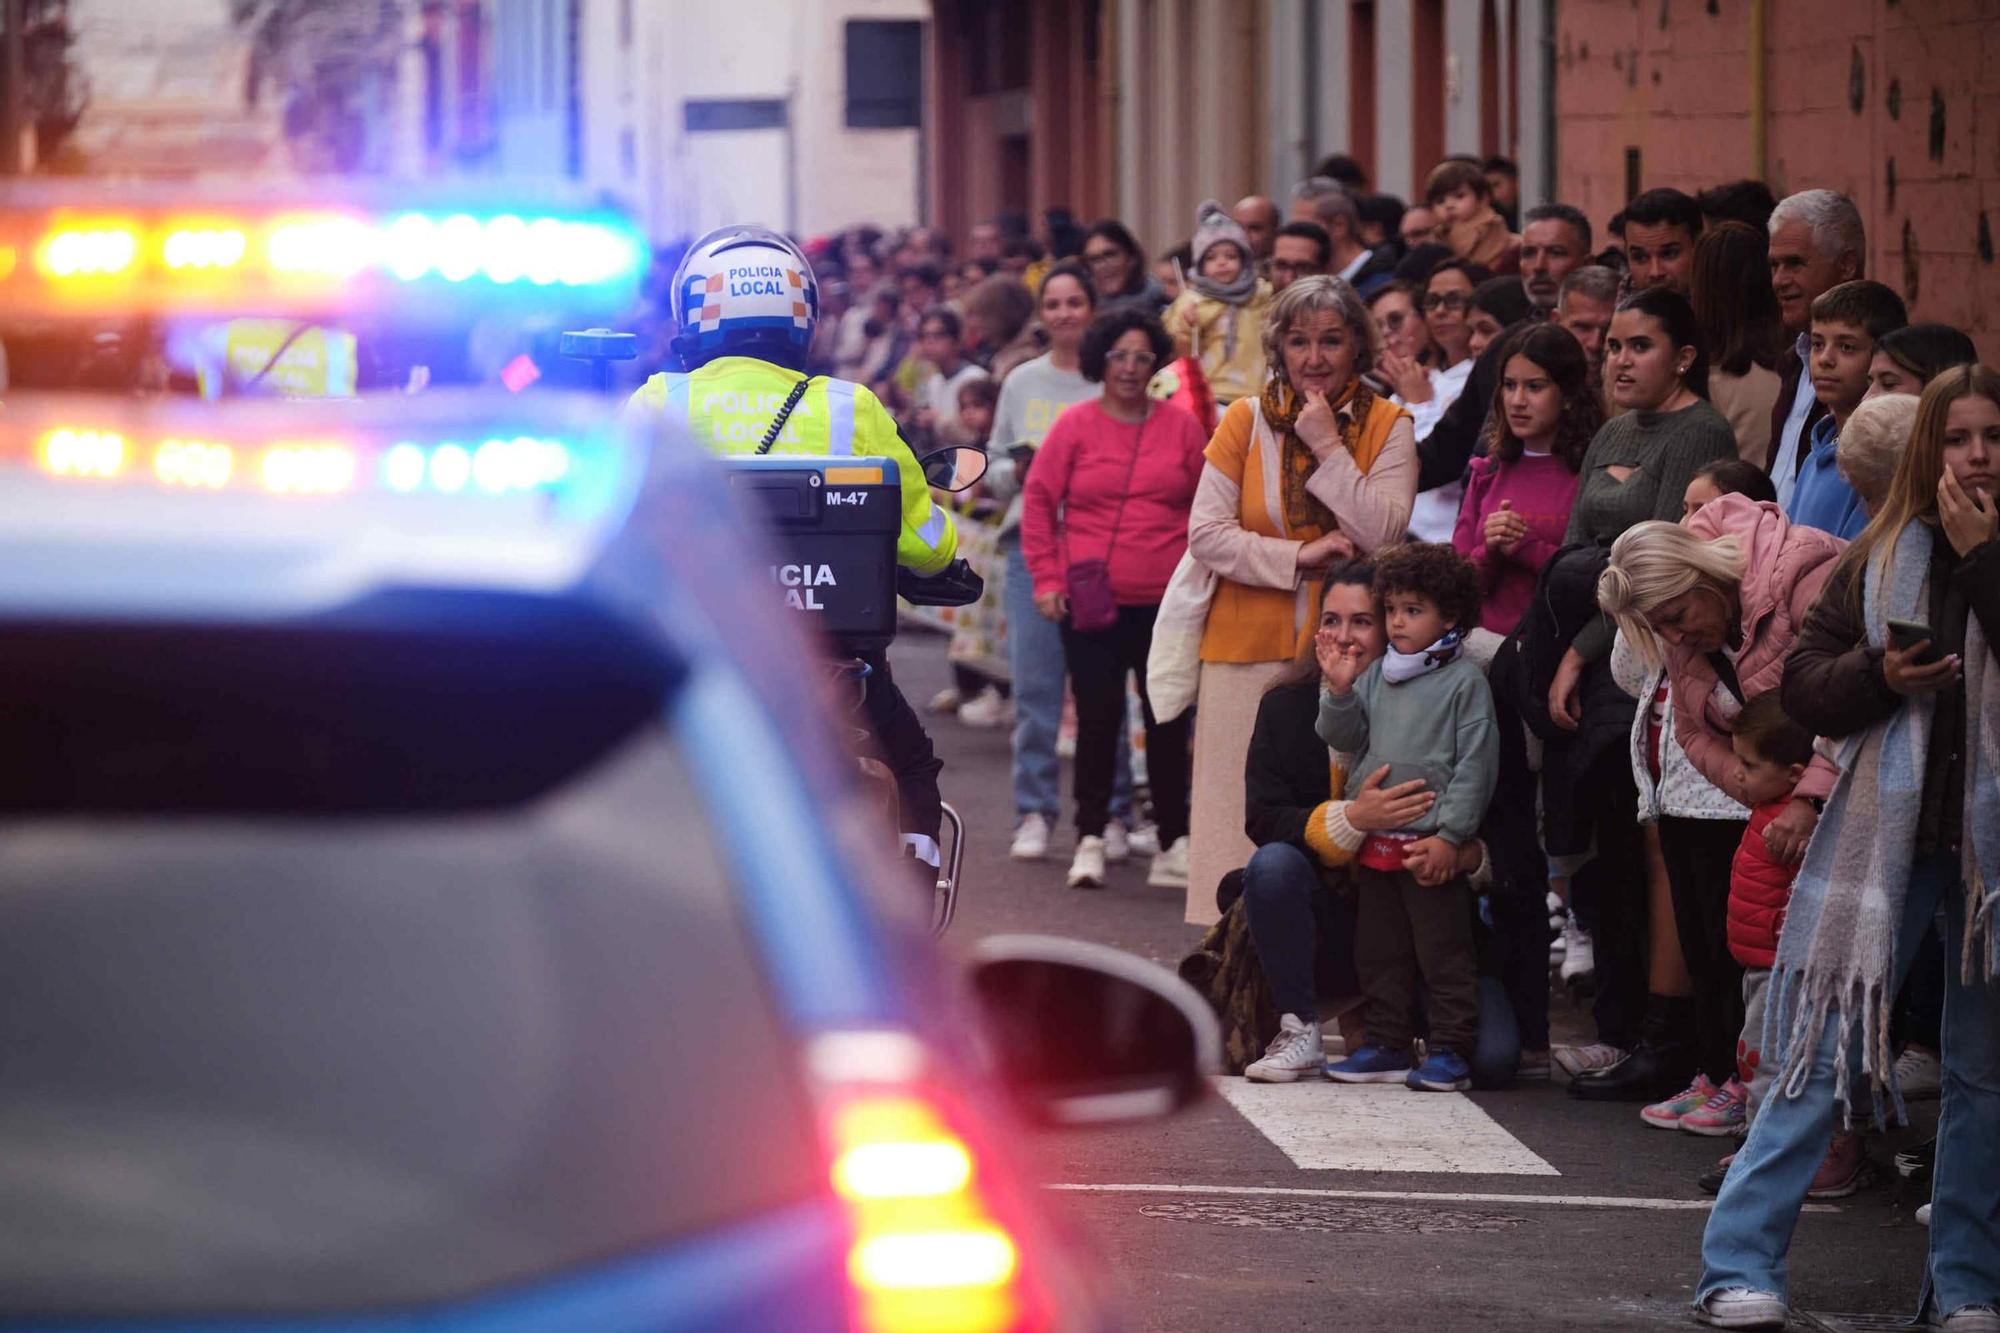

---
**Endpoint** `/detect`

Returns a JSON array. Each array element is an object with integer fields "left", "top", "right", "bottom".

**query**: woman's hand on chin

[{"left": 1296, "top": 388, "right": 1343, "bottom": 460}]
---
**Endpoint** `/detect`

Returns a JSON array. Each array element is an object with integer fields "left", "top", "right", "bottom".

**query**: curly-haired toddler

[{"left": 1317, "top": 541, "right": 1500, "bottom": 1091}]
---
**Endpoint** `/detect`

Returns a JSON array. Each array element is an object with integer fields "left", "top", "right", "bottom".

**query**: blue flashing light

[
  {"left": 339, "top": 211, "right": 643, "bottom": 291},
  {"left": 482, "top": 214, "right": 529, "bottom": 285},
  {"left": 430, "top": 442, "right": 472, "bottom": 493},
  {"left": 437, "top": 214, "right": 482, "bottom": 283},
  {"left": 382, "top": 442, "right": 427, "bottom": 493},
  {"left": 385, "top": 213, "right": 437, "bottom": 281},
  {"left": 526, "top": 218, "right": 566, "bottom": 286}
]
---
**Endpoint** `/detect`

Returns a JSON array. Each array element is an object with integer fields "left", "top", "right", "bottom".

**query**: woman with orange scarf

[{"left": 1182, "top": 276, "right": 1419, "bottom": 924}]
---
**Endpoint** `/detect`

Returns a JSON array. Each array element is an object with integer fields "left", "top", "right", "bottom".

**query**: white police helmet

[{"left": 669, "top": 224, "right": 819, "bottom": 365}]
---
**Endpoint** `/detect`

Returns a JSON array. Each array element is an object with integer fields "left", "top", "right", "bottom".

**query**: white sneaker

[
  {"left": 1546, "top": 889, "right": 1568, "bottom": 933},
  {"left": 1245, "top": 1014, "right": 1325, "bottom": 1083},
  {"left": 1009, "top": 813, "right": 1052, "bottom": 862},
  {"left": 1125, "top": 823, "right": 1160, "bottom": 857},
  {"left": 1553, "top": 1042, "right": 1629, "bottom": 1078},
  {"left": 1893, "top": 1045, "right": 1943, "bottom": 1101},
  {"left": 956, "top": 685, "right": 1012, "bottom": 729},
  {"left": 1146, "top": 836, "right": 1190, "bottom": 888},
  {"left": 1917, "top": 1202, "right": 1932, "bottom": 1226},
  {"left": 1693, "top": 1287, "right": 1787, "bottom": 1329},
  {"left": 1067, "top": 835, "right": 1107, "bottom": 888},
  {"left": 1943, "top": 1306, "right": 2000, "bottom": 1331},
  {"left": 1559, "top": 915, "right": 1596, "bottom": 987},
  {"left": 1103, "top": 822, "right": 1131, "bottom": 863},
  {"left": 926, "top": 686, "right": 964, "bottom": 714}
]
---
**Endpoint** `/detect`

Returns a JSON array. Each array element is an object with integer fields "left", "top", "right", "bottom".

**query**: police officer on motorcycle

[{"left": 627, "top": 223, "right": 961, "bottom": 886}]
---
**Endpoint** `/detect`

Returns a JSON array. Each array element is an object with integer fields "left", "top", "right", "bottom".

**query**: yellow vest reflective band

[{"left": 628, "top": 356, "right": 956, "bottom": 574}]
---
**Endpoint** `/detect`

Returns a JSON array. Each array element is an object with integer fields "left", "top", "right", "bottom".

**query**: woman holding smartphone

[{"left": 1690, "top": 364, "right": 2000, "bottom": 1331}]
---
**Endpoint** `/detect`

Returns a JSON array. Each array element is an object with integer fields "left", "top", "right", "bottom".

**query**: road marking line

[
  {"left": 1046, "top": 1183, "right": 1836, "bottom": 1213},
  {"left": 1212, "top": 1078, "right": 1560, "bottom": 1176}
]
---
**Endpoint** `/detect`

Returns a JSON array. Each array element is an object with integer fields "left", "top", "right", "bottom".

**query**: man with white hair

[{"left": 1765, "top": 189, "right": 1865, "bottom": 507}]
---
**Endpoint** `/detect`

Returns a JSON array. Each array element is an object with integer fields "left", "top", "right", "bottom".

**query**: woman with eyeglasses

[
  {"left": 1080, "top": 219, "right": 1169, "bottom": 316},
  {"left": 1371, "top": 259, "right": 1490, "bottom": 539},
  {"left": 1180, "top": 276, "right": 1418, "bottom": 923},
  {"left": 1020, "top": 308, "right": 1207, "bottom": 890}
]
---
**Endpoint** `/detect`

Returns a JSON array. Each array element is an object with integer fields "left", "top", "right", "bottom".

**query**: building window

[{"left": 845, "top": 19, "right": 922, "bottom": 128}]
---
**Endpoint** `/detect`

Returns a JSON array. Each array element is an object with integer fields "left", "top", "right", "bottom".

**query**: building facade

[
  {"left": 928, "top": 0, "right": 1995, "bottom": 358},
  {"left": 570, "top": 0, "right": 927, "bottom": 244},
  {"left": 1556, "top": 0, "right": 2000, "bottom": 360},
  {"left": 928, "top": 0, "right": 1550, "bottom": 258}
]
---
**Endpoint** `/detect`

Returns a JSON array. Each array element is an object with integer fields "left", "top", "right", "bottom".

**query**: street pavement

[{"left": 892, "top": 630, "right": 1933, "bottom": 1332}]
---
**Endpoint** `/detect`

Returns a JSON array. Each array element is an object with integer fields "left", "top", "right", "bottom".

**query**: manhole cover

[
  {"left": 1796, "top": 1315, "right": 1922, "bottom": 1333},
  {"left": 1138, "top": 1197, "right": 1523, "bottom": 1235}
]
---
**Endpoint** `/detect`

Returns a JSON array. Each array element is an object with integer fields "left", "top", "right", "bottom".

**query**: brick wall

[{"left": 1554, "top": 0, "right": 2000, "bottom": 362}]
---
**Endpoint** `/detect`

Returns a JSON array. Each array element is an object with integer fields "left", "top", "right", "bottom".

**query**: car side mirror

[
  {"left": 966, "top": 934, "right": 1220, "bottom": 1128},
  {"left": 917, "top": 444, "right": 988, "bottom": 491}
]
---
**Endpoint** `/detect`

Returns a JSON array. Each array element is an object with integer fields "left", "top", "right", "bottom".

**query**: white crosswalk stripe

[{"left": 1212, "top": 1078, "right": 1561, "bottom": 1176}]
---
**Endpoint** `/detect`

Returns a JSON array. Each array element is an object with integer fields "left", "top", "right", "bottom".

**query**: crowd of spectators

[{"left": 717, "top": 152, "right": 1996, "bottom": 1333}]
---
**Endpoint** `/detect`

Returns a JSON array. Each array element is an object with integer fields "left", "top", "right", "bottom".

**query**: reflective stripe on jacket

[{"left": 627, "top": 355, "right": 956, "bottom": 574}]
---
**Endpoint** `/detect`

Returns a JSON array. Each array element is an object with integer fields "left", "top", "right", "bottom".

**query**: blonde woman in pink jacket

[{"left": 1591, "top": 494, "right": 1844, "bottom": 1125}]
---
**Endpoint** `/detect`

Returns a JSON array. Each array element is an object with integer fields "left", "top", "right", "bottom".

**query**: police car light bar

[
  {"left": 0, "top": 393, "right": 607, "bottom": 504},
  {"left": 0, "top": 183, "right": 646, "bottom": 317}
]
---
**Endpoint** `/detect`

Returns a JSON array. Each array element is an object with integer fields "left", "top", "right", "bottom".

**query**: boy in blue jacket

[{"left": 1318, "top": 543, "right": 1500, "bottom": 1091}]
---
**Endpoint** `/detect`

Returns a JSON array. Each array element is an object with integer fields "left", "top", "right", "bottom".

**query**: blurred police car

[{"left": 0, "top": 386, "right": 1218, "bottom": 1333}]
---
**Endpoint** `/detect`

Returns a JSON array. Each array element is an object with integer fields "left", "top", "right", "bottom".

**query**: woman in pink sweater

[
  {"left": 1451, "top": 324, "right": 1604, "bottom": 633},
  {"left": 1022, "top": 308, "right": 1209, "bottom": 887}
]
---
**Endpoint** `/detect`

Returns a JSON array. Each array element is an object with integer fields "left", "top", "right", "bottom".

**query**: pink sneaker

[
  {"left": 1640, "top": 1073, "right": 1717, "bottom": 1129},
  {"left": 1806, "top": 1130, "right": 1872, "bottom": 1199},
  {"left": 1680, "top": 1077, "right": 1750, "bottom": 1137}
]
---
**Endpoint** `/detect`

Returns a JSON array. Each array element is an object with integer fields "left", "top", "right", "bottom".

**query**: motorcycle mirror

[{"left": 917, "top": 445, "right": 988, "bottom": 492}]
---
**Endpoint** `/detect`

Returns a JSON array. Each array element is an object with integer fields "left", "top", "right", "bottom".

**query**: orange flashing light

[
  {"left": 153, "top": 439, "right": 236, "bottom": 489},
  {"left": 35, "top": 224, "right": 139, "bottom": 279},
  {"left": 38, "top": 428, "right": 127, "bottom": 479},
  {"left": 161, "top": 226, "right": 248, "bottom": 271},
  {"left": 830, "top": 1093, "right": 1021, "bottom": 1333}
]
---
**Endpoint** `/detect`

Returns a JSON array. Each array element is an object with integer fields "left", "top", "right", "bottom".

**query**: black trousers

[
  {"left": 1571, "top": 751, "right": 1649, "bottom": 1051},
  {"left": 1059, "top": 604, "right": 1190, "bottom": 845},
  {"left": 1482, "top": 687, "right": 1553, "bottom": 1053},
  {"left": 856, "top": 648, "right": 944, "bottom": 855},
  {"left": 1658, "top": 815, "right": 1748, "bottom": 1085}
]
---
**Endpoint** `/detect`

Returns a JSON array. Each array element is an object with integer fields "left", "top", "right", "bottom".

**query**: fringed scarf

[
  {"left": 1767, "top": 519, "right": 2000, "bottom": 1127},
  {"left": 1258, "top": 377, "right": 1380, "bottom": 539}
]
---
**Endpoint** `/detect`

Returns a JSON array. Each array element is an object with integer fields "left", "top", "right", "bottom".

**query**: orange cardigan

[{"left": 1188, "top": 393, "right": 1415, "bottom": 664}]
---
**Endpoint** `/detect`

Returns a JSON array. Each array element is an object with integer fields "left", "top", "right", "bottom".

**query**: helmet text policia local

[{"left": 669, "top": 224, "right": 820, "bottom": 369}]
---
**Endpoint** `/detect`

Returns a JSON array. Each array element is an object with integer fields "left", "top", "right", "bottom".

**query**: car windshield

[{"left": 0, "top": 602, "right": 825, "bottom": 1318}]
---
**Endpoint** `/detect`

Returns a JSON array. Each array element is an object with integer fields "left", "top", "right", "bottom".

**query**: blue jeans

[
  {"left": 1697, "top": 851, "right": 2000, "bottom": 1315},
  {"left": 1240, "top": 842, "right": 1359, "bottom": 1021},
  {"left": 1003, "top": 536, "right": 1131, "bottom": 824}
]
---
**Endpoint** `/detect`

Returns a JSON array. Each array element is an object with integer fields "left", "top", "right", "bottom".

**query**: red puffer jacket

[{"left": 1728, "top": 799, "right": 1798, "bottom": 969}]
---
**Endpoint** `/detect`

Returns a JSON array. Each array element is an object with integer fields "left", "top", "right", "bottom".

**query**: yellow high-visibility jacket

[{"left": 627, "top": 355, "right": 957, "bottom": 574}]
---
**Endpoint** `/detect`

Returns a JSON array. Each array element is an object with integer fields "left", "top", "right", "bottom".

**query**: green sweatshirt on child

[{"left": 1315, "top": 655, "right": 1500, "bottom": 848}]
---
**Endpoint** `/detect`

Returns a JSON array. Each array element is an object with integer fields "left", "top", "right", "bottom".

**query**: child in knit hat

[{"left": 1163, "top": 199, "right": 1274, "bottom": 407}]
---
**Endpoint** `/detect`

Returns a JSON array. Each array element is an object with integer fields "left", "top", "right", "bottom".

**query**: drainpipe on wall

[
  {"left": 1748, "top": 0, "right": 1767, "bottom": 182},
  {"left": 1539, "top": 0, "right": 1555, "bottom": 207}
]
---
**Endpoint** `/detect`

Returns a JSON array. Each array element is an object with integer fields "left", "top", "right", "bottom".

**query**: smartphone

[{"left": 1886, "top": 618, "right": 1943, "bottom": 665}]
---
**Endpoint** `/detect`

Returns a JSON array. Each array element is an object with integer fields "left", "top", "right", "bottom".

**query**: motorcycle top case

[{"left": 722, "top": 454, "right": 902, "bottom": 653}]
